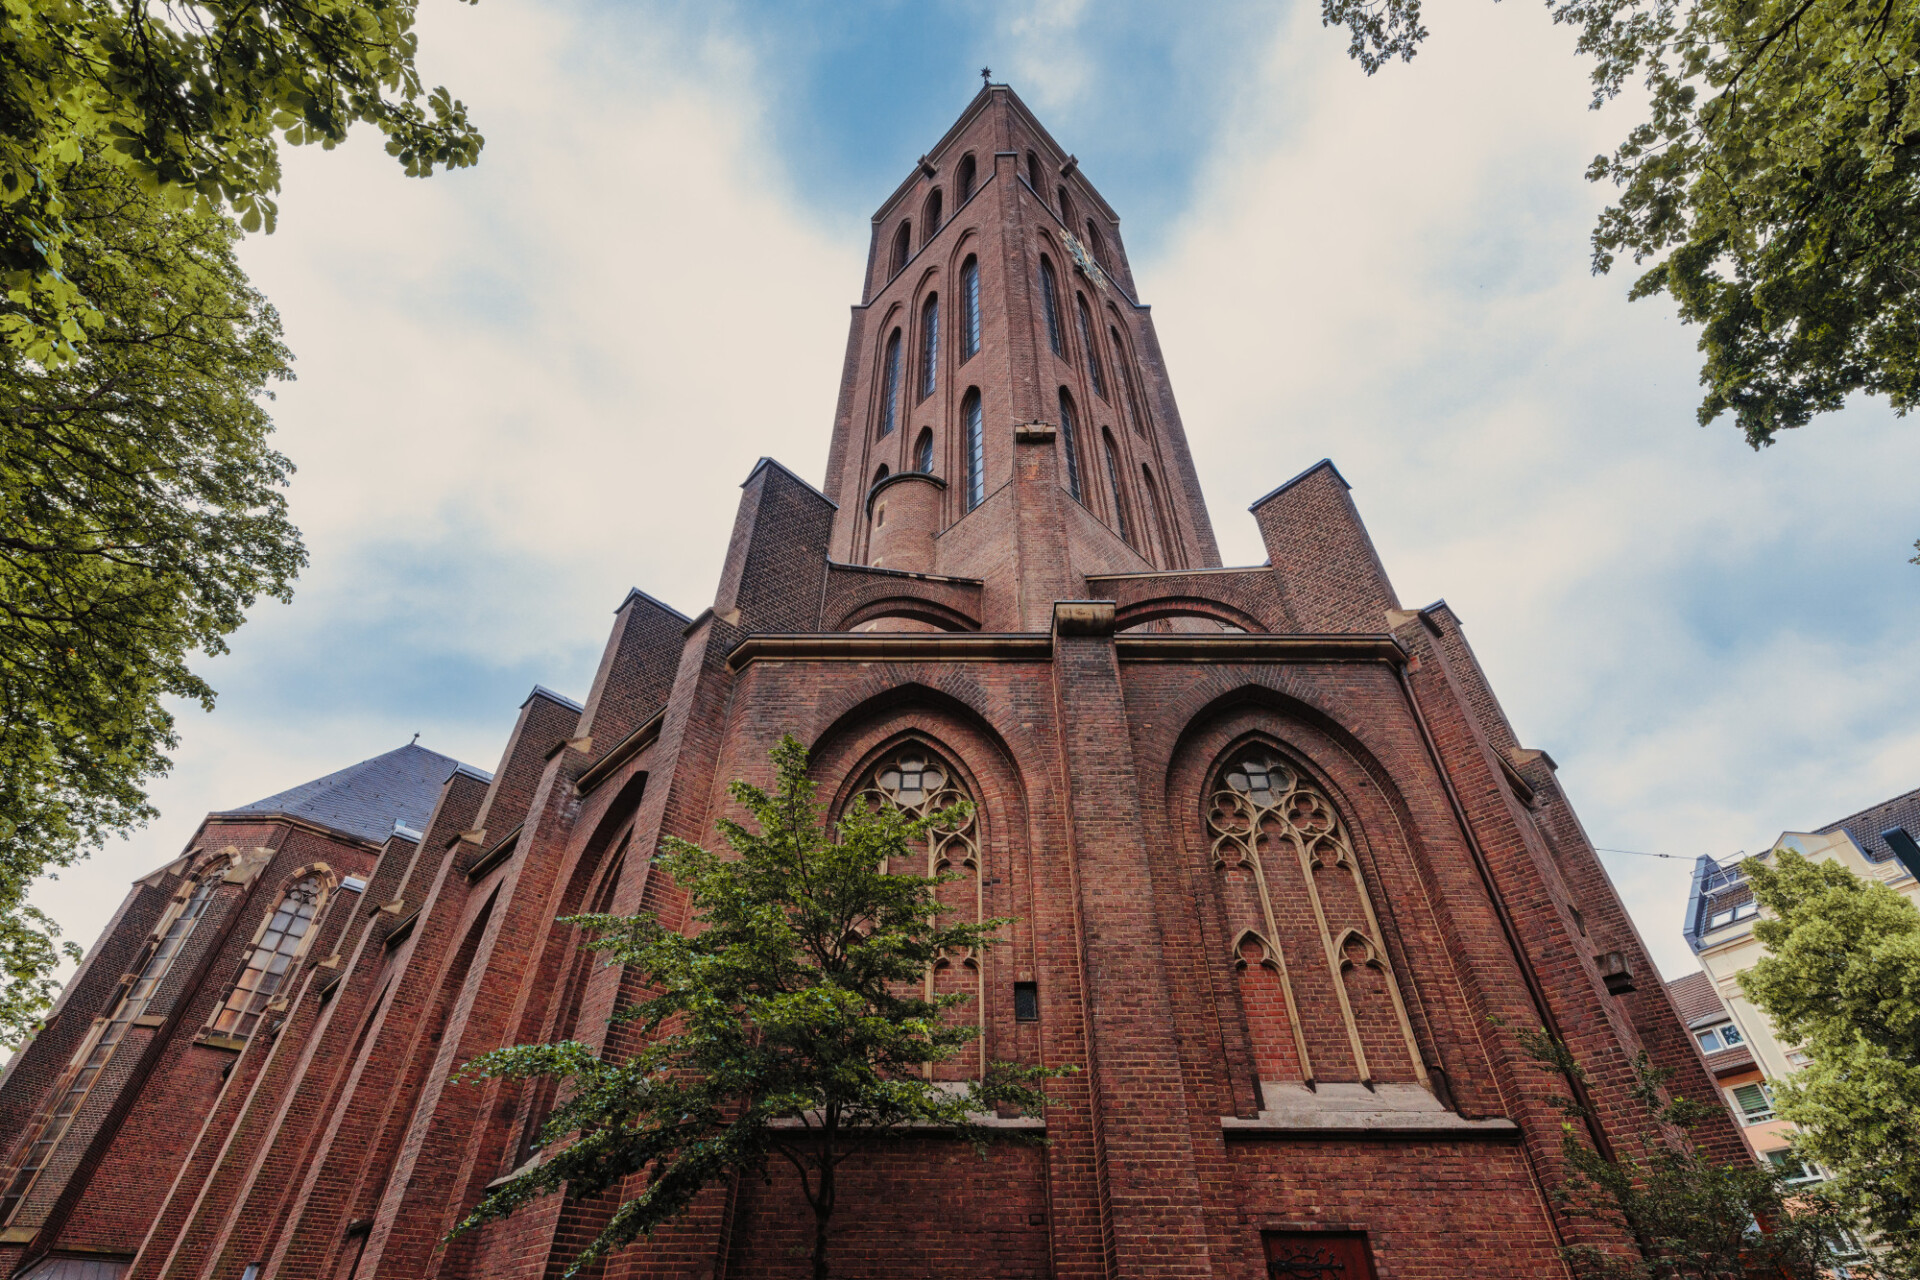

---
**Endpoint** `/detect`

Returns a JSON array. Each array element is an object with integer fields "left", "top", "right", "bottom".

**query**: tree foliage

[
  {"left": 2, "top": 0, "right": 483, "bottom": 361},
  {"left": 453, "top": 736, "right": 1062, "bottom": 1280},
  {"left": 1513, "top": 1025, "right": 1857, "bottom": 1278},
  {"left": 1744, "top": 848, "right": 1920, "bottom": 1275},
  {"left": 1323, "top": 0, "right": 1920, "bottom": 448},
  {"left": 0, "top": 151, "right": 302, "bottom": 1045}
]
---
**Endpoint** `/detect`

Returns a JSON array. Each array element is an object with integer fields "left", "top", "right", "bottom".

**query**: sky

[{"left": 30, "top": 0, "right": 1920, "bottom": 983}]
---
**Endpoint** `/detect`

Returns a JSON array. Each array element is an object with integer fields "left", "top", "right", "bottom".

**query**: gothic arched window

[
  {"left": 1086, "top": 219, "right": 1110, "bottom": 271},
  {"left": 960, "top": 256, "right": 981, "bottom": 361},
  {"left": 209, "top": 874, "right": 325, "bottom": 1040},
  {"left": 1113, "top": 325, "right": 1148, "bottom": 436},
  {"left": 1141, "top": 464, "right": 1170, "bottom": 567},
  {"left": 1205, "top": 747, "right": 1429, "bottom": 1093},
  {"left": 1077, "top": 293, "right": 1105, "bottom": 399},
  {"left": 1039, "top": 256, "right": 1064, "bottom": 358},
  {"left": 890, "top": 221, "right": 912, "bottom": 277},
  {"left": 923, "top": 189, "right": 943, "bottom": 241},
  {"left": 915, "top": 428, "right": 935, "bottom": 474},
  {"left": 0, "top": 874, "right": 221, "bottom": 1223},
  {"left": 858, "top": 743, "right": 982, "bottom": 1078},
  {"left": 878, "top": 328, "right": 902, "bottom": 437},
  {"left": 963, "top": 389, "right": 984, "bottom": 510},
  {"left": 1026, "top": 150, "right": 1041, "bottom": 188},
  {"left": 1057, "top": 185, "right": 1074, "bottom": 225},
  {"left": 957, "top": 153, "right": 977, "bottom": 203},
  {"left": 919, "top": 294, "right": 939, "bottom": 401},
  {"left": 1102, "top": 429, "right": 1131, "bottom": 546},
  {"left": 1057, "top": 388, "right": 1083, "bottom": 502}
]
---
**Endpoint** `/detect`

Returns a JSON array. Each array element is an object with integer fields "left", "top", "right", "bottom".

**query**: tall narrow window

[
  {"left": 890, "top": 222, "right": 912, "bottom": 277},
  {"left": 1039, "top": 257, "right": 1064, "bottom": 358},
  {"left": 1077, "top": 294, "right": 1106, "bottom": 398},
  {"left": 1026, "top": 151, "right": 1041, "bottom": 188},
  {"left": 1087, "top": 219, "right": 1110, "bottom": 270},
  {"left": 957, "top": 154, "right": 977, "bottom": 203},
  {"left": 960, "top": 257, "right": 981, "bottom": 361},
  {"left": 878, "top": 329, "right": 902, "bottom": 436},
  {"left": 923, "top": 189, "right": 943, "bottom": 241},
  {"left": 964, "top": 390, "right": 984, "bottom": 510},
  {"left": 1103, "top": 430, "right": 1131, "bottom": 545},
  {"left": 209, "top": 875, "right": 324, "bottom": 1040},
  {"left": 1113, "top": 326, "right": 1147, "bottom": 435},
  {"left": 919, "top": 295, "right": 939, "bottom": 401},
  {"left": 1058, "top": 389, "right": 1083, "bottom": 502},
  {"left": 1057, "top": 186, "right": 1074, "bottom": 224},
  {"left": 1141, "top": 464, "right": 1169, "bottom": 566},
  {"left": 1, "top": 876, "right": 220, "bottom": 1223},
  {"left": 915, "top": 429, "right": 935, "bottom": 474}
]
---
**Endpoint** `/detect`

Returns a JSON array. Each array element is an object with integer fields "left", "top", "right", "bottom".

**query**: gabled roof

[
  {"left": 1818, "top": 782, "right": 1920, "bottom": 866},
  {"left": 1665, "top": 970, "right": 1725, "bottom": 1027},
  {"left": 215, "top": 743, "right": 478, "bottom": 846}
]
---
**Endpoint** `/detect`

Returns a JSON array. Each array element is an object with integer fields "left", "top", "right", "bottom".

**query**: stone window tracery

[
  {"left": 1207, "top": 746, "right": 1428, "bottom": 1093},
  {"left": 857, "top": 743, "right": 983, "bottom": 1078},
  {"left": 209, "top": 875, "right": 326, "bottom": 1040}
]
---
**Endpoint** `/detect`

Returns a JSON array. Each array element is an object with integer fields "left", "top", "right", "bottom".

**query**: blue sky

[{"left": 30, "top": 0, "right": 1920, "bottom": 982}]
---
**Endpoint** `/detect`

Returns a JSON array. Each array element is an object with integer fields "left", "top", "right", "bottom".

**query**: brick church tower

[{"left": 0, "top": 84, "right": 1748, "bottom": 1279}]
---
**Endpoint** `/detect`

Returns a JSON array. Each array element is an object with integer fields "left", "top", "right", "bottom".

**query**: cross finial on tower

[{"left": 981, "top": 66, "right": 992, "bottom": 88}]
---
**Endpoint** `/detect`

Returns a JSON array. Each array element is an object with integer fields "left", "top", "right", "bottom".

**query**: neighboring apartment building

[{"left": 1680, "top": 783, "right": 1920, "bottom": 1166}]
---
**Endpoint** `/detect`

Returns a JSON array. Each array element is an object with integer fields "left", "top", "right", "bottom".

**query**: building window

[
  {"left": 1057, "top": 389, "right": 1083, "bottom": 502},
  {"left": 1039, "top": 256, "right": 1064, "bottom": 358},
  {"left": 1730, "top": 1081, "right": 1775, "bottom": 1124},
  {"left": 1056, "top": 185, "right": 1073, "bottom": 224},
  {"left": 957, "top": 153, "right": 977, "bottom": 203},
  {"left": 878, "top": 329, "right": 902, "bottom": 436},
  {"left": 0, "top": 876, "right": 221, "bottom": 1224},
  {"left": 963, "top": 390, "right": 984, "bottom": 510},
  {"left": 1026, "top": 150, "right": 1041, "bottom": 188},
  {"left": 1013, "top": 982, "right": 1039, "bottom": 1022},
  {"left": 1695, "top": 1020, "right": 1743, "bottom": 1053},
  {"left": 1706, "top": 900, "right": 1759, "bottom": 930},
  {"left": 960, "top": 256, "right": 981, "bottom": 360},
  {"left": 1766, "top": 1151, "right": 1824, "bottom": 1185},
  {"left": 1102, "top": 430, "right": 1131, "bottom": 545},
  {"left": 919, "top": 294, "right": 939, "bottom": 401},
  {"left": 1086, "top": 219, "right": 1110, "bottom": 271},
  {"left": 889, "top": 221, "right": 912, "bottom": 277},
  {"left": 1077, "top": 294, "right": 1106, "bottom": 398},
  {"left": 915, "top": 428, "right": 934, "bottom": 474},
  {"left": 1140, "top": 464, "right": 1169, "bottom": 567},
  {"left": 1262, "top": 1231, "right": 1378, "bottom": 1279},
  {"left": 1113, "top": 326, "right": 1147, "bottom": 435},
  {"left": 209, "top": 875, "right": 324, "bottom": 1040},
  {"left": 923, "top": 189, "right": 943, "bottom": 241}
]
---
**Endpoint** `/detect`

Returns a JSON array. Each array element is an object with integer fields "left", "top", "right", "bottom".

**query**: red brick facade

[{"left": 0, "top": 85, "right": 1747, "bottom": 1279}]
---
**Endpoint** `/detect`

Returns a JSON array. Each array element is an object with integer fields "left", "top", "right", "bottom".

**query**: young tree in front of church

[
  {"left": 1743, "top": 849, "right": 1920, "bottom": 1277},
  {"left": 452, "top": 736, "right": 1060, "bottom": 1280}
]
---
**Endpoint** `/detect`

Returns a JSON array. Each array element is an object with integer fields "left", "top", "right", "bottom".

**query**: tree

[
  {"left": 452, "top": 736, "right": 1061, "bottom": 1280},
  {"left": 2, "top": 0, "right": 483, "bottom": 361},
  {"left": 1515, "top": 1025, "right": 1857, "bottom": 1279},
  {"left": 0, "top": 150, "right": 303, "bottom": 1046},
  {"left": 1322, "top": 0, "right": 1920, "bottom": 453},
  {"left": 1744, "top": 848, "right": 1920, "bottom": 1276}
]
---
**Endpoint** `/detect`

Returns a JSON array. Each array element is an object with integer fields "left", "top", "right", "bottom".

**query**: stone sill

[{"left": 1220, "top": 1113, "right": 1518, "bottom": 1139}]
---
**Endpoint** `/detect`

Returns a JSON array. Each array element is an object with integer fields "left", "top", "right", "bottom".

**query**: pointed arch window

[
  {"left": 1087, "top": 219, "right": 1110, "bottom": 271},
  {"left": 915, "top": 429, "right": 935, "bottom": 474},
  {"left": 1057, "top": 186, "right": 1074, "bottom": 225},
  {"left": 923, "top": 189, "right": 943, "bottom": 241},
  {"left": 0, "top": 875, "right": 221, "bottom": 1223},
  {"left": 1077, "top": 294, "right": 1106, "bottom": 399},
  {"left": 960, "top": 257, "right": 981, "bottom": 361},
  {"left": 1058, "top": 389, "right": 1083, "bottom": 502},
  {"left": 1141, "top": 464, "right": 1170, "bottom": 567},
  {"left": 209, "top": 875, "right": 324, "bottom": 1040},
  {"left": 957, "top": 154, "right": 977, "bottom": 203},
  {"left": 1102, "top": 429, "right": 1131, "bottom": 545},
  {"left": 919, "top": 295, "right": 939, "bottom": 401},
  {"left": 1026, "top": 151, "right": 1042, "bottom": 188},
  {"left": 1113, "top": 326, "right": 1147, "bottom": 435},
  {"left": 878, "top": 329, "right": 902, "bottom": 436},
  {"left": 1039, "top": 256, "right": 1064, "bottom": 358},
  {"left": 963, "top": 390, "right": 984, "bottom": 510},
  {"left": 890, "top": 221, "right": 912, "bottom": 277}
]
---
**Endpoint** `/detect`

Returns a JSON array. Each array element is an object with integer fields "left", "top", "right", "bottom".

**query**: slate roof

[
  {"left": 215, "top": 743, "right": 485, "bottom": 846},
  {"left": 1818, "top": 783, "right": 1920, "bottom": 867}
]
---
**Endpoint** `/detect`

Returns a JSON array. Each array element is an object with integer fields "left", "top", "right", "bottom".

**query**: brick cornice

[{"left": 728, "top": 633, "right": 1052, "bottom": 670}]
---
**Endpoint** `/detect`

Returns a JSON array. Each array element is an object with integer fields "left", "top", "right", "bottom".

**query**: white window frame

[
  {"left": 1694, "top": 1021, "right": 1744, "bottom": 1053},
  {"left": 1729, "top": 1081, "right": 1775, "bottom": 1124}
]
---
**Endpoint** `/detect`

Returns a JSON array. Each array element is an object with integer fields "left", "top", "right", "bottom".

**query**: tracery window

[
  {"left": 1206, "top": 747, "right": 1427, "bottom": 1092},
  {"left": 919, "top": 295, "right": 939, "bottom": 401},
  {"left": 1039, "top": 256, "right": 1064, "bottom": 358},
  {"left": 963, "top": 390, "right": 984, "bottom": 510},
  {"left": 859, "top": 743, "right": 982, "bottom": 1078},
  {"left": 878, "top": 328, "right": 902, "bottom": 436},
  {"left": 1, "top": 875, "right": 220, "bottom": 1223},
  {"left": 1057, "top": 389, "right": 1083, "bottom": 502},
  {"left": 1076, "top": 294, "right": 1106, "bottom": 399},
  {"left": 960, "top": 257, "right": 981, "bottom": 361},
  {"left": 209, "top": 875, "right": 324, "bottom": 1040}
]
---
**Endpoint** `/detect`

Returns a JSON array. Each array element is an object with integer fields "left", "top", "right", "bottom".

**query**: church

[{"left": 0, "top": 84, "right": 1746, "bottom": 1279}]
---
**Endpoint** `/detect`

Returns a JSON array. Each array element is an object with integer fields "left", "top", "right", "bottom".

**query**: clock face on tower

[{"left": 1061, "top": 230, "right": 1109, "bottom": 294}]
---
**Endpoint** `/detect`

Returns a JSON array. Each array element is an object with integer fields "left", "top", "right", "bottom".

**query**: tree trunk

[{"left": 811, "top": 1144, "right": 836, "bottom": 1280}]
